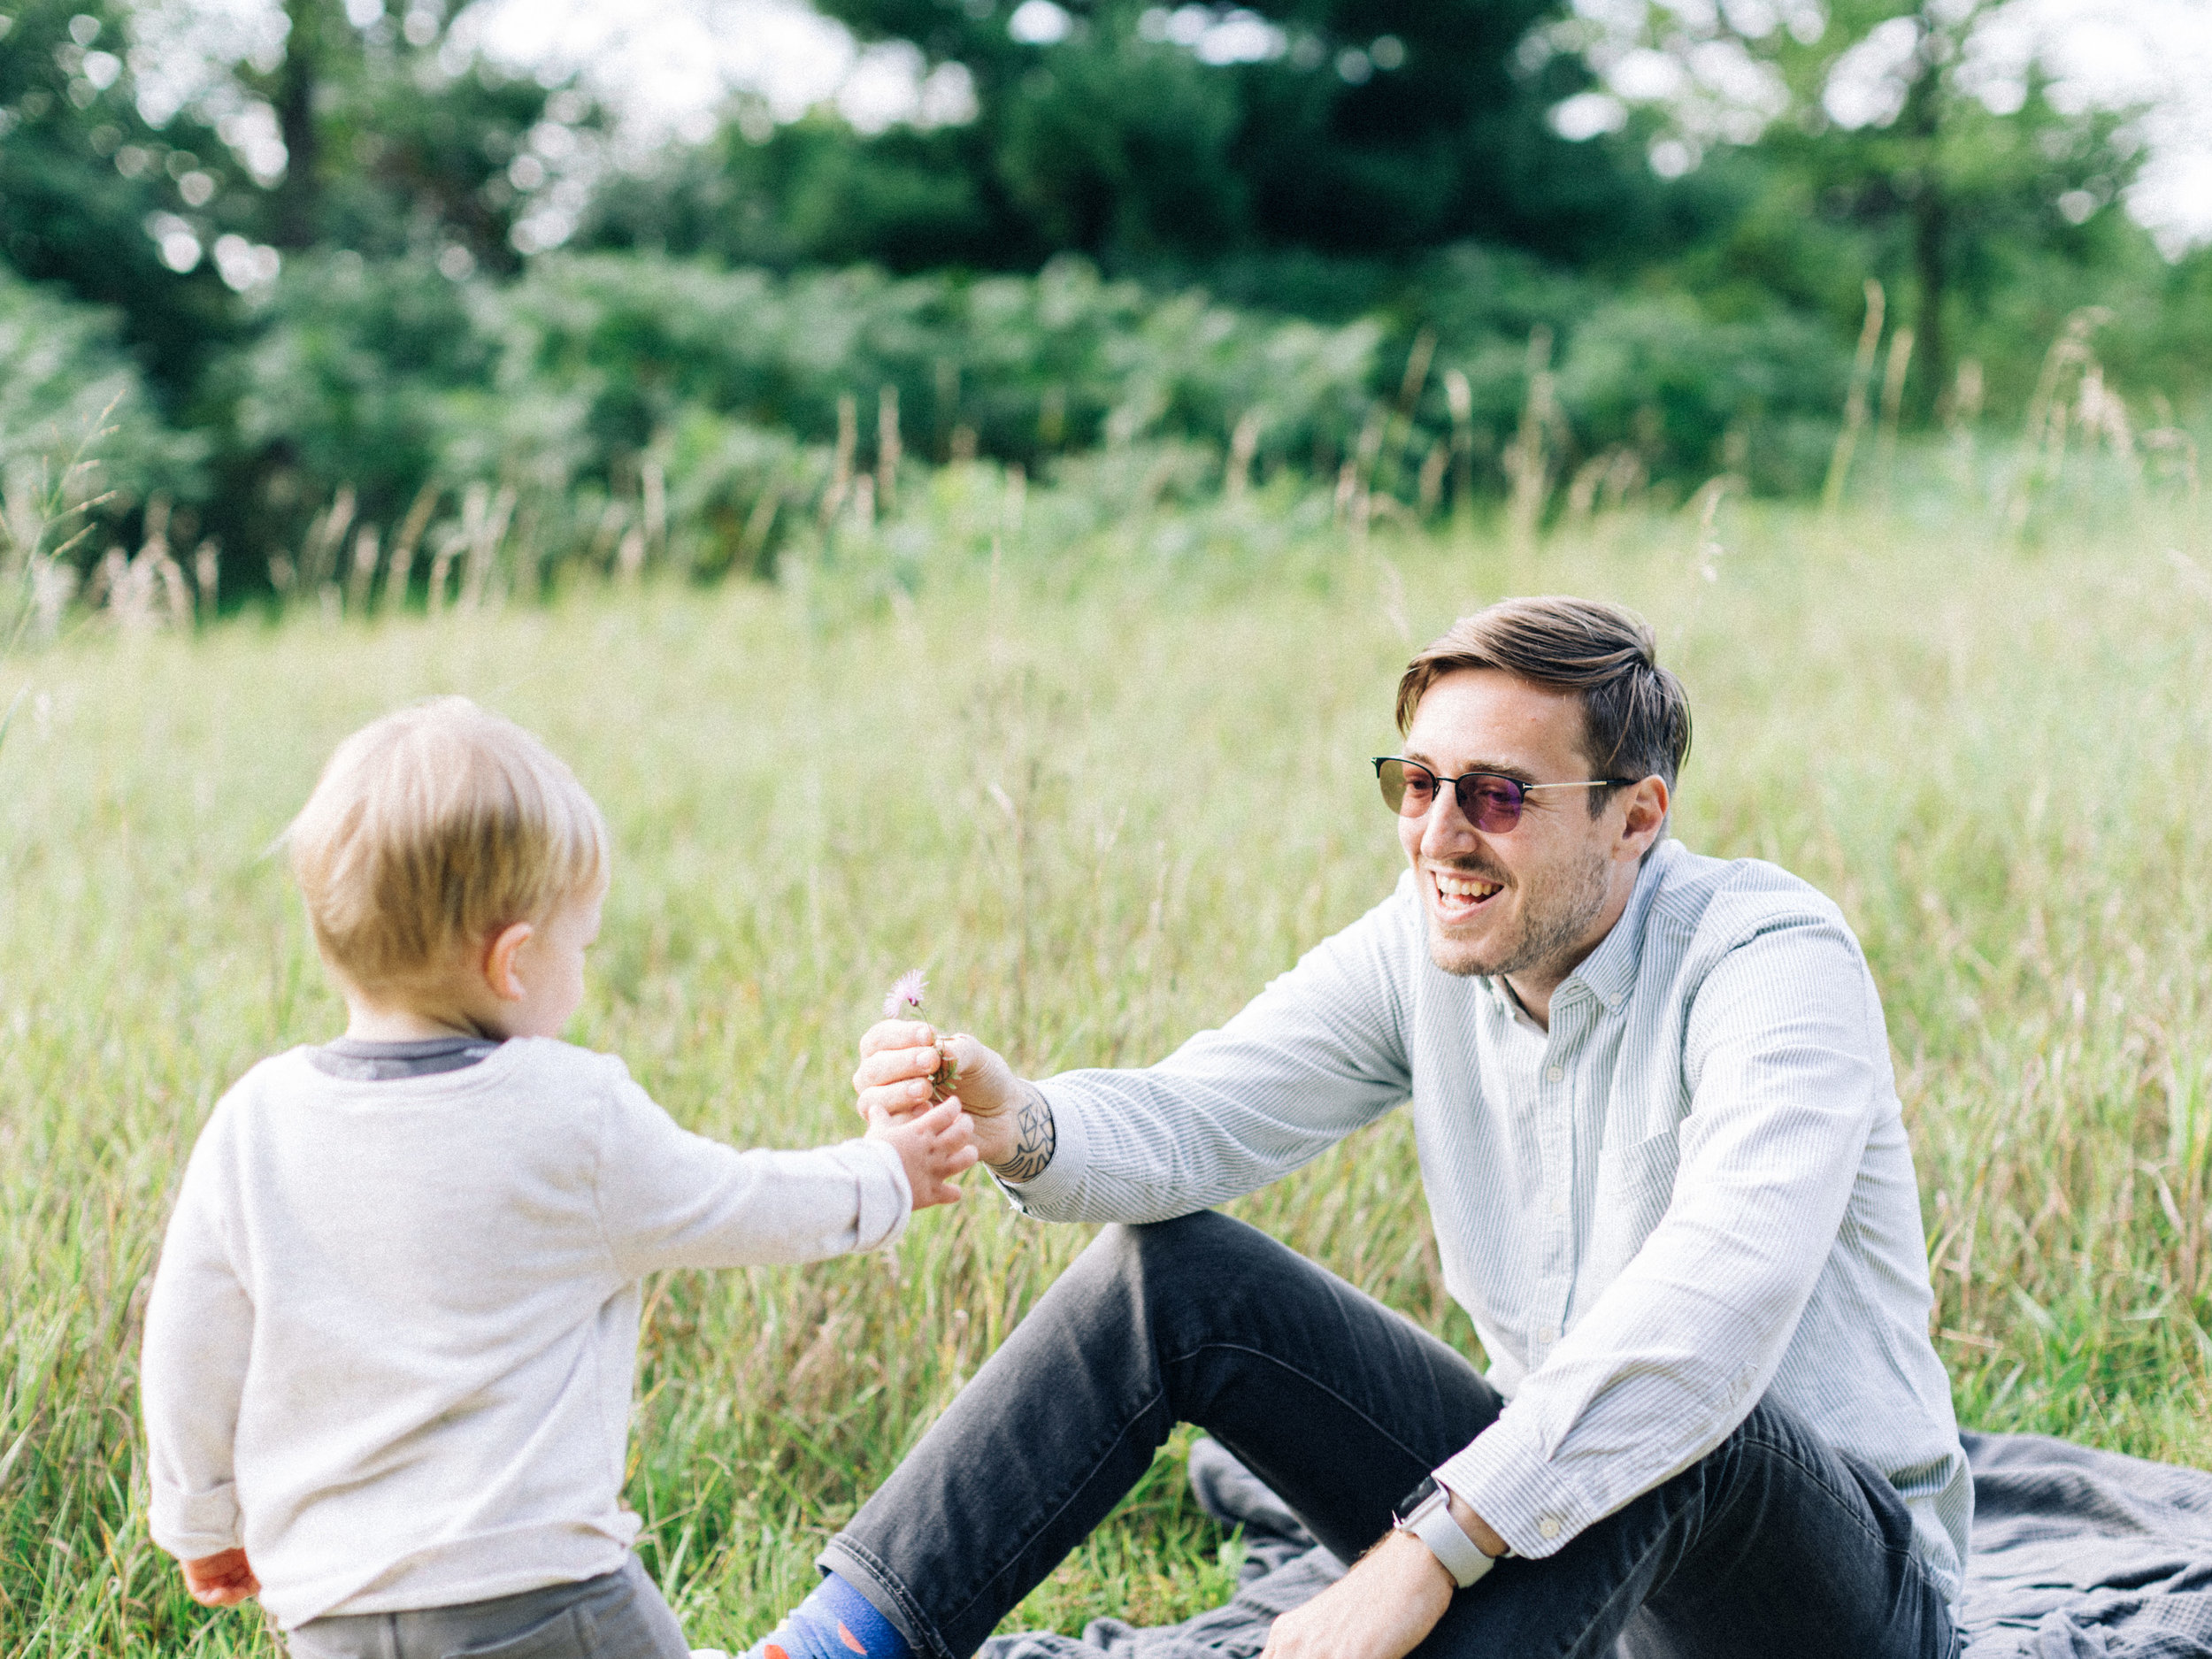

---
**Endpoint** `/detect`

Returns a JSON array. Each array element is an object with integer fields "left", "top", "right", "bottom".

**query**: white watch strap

[{"left": 1402, "top": 1489, "right": 1497, "bottom": 1589}]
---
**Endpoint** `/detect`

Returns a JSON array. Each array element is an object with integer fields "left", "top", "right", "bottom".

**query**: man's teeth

[{"left": 1437, "top": 873, "right": 1502, "bottom": 902}]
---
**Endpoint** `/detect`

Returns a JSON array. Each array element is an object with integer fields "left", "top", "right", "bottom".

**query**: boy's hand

[
  {"left": 868, "top": 1095, "right": 980, "bottom": 1209},
  {"left": 182, "top": 1548, "right": 260, "bottom": 1608},
  {"left": 856, "top": 1021, "right": 1024, "bottom": 1155}
]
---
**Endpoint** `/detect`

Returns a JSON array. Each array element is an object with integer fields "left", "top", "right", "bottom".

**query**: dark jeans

[{"left": 821, "top": 1211, "right": 1958, "bottom": 1659}]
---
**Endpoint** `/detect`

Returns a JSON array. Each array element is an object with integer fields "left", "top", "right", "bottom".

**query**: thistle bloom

[
  {"left": 883, "top": 970, "right": 957, "bottom": 1099},
  {"left": 885, "top": 970, "right": 928, "bottom": 1020}
]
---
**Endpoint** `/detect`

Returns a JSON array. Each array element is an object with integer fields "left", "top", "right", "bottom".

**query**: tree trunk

[
  {"left": 1899, "top": 3, "right": 1953, "bottom": 422},
  {"left": 273, "top": 0, "right": 323, "bottom": 250},
  {"left": 1911, "top": 183, "right": 1947, "bottom": 422}
]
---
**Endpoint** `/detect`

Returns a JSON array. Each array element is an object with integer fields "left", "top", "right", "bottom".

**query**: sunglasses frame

[{"left": 1371, "top": 757, "right": 1642, "bottom": 832}]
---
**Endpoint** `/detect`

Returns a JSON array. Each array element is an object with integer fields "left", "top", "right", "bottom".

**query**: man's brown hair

[{"left": 1395, "top": 596, "right": 1692, "bottom": 809}]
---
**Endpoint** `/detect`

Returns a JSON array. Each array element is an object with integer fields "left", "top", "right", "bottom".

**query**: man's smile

[{"left": 1429, "top": 866, "right": 1505, "bottom": 919}]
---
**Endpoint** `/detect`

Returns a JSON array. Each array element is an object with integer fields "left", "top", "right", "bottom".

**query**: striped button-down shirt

[{"left": 1010, "top": 838, "right": 1970, "bottom": 1599}]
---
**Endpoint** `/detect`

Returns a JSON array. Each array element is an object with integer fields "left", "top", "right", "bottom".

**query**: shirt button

[
  {"left": 1539, "top": 1325, "right": 1559, "bottom": 1344},
  {"left": 1609, "top": 994, "right": 1624, "bottom": 1010},
  {"left": 1539, "top": 1517, "right": 1562, "bottom": 1540},
  {"left": 1550, "top": 1199, "right": 1566, "bottom": 1218},
  {"left": 1545, "top": 1065, "right": 1563, "bottom": 1083}
]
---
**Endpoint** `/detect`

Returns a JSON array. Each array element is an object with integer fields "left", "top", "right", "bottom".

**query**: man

[{"left": 765, "top": 595, "right": 1967, "bottom": 1659}]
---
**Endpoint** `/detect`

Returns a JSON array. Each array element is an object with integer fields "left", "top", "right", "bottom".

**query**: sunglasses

[{"left": 1372, "top": 757, "right": 1640, "bottom": 833}]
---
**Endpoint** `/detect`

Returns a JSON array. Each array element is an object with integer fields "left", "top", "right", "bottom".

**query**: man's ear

[
  {"left": 1615, "top": 775, "right": 1670, "bottom": 861},
  {"left": 481, "top": 920, "right": 536, "bottom": 1002}
]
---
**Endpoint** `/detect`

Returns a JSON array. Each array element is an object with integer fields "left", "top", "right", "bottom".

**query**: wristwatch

[{"left": 1392, "top": 1476, "right": 1503, "bottom": 1589}]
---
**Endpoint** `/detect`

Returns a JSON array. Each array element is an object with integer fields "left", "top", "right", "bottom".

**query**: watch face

[{"left": 1394, "top": 1475, "right": 1440, "bottom": 1525}]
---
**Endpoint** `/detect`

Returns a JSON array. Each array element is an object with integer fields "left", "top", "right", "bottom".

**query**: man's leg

[
  {"left": 1425, "top": 1400, "right": 1959, "bottom": 1659},
  {"left": 819, "top": 1210, "right": 1957, "bottom": 1659},
  {"left": 819, "top": 1210, "right": 1502, "bottom": 1659}
]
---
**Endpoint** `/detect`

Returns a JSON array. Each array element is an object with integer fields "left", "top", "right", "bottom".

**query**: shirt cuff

[
  {"left": 150, "top": 1480, "right": 243, "bottom": 1563},
  {"left": 848, "top": 1137, "right": 912, "bottom": 1251},
  {"left": 994, "top": 1083, "right": 1087, "bottom": 1217},
  {"left": 1433, "top": 1411, "right": 1598, "bottom": 1560}
]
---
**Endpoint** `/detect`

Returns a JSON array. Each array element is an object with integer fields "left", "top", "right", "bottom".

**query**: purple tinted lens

[{"left": 1458, "top": 775, "right": 1525, "bottom": 831}]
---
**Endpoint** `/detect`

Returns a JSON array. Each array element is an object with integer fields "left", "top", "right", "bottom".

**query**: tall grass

[{"left": 1, "top": 440, "right": 2208, "bottom": 1654}]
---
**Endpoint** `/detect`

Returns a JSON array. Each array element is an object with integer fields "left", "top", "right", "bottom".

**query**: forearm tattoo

[{"left": 992, "top": 1083, "right": 1057, "bottom": 1184}]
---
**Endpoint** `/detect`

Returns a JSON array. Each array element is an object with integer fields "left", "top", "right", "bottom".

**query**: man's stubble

[{"left": 1426, "top": 837, "right": 1614, "bottom": 984}]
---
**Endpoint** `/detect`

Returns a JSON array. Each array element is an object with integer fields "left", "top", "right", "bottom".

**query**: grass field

[{"left": 3, "top": 454, "right": 2209, "bottom": 1655}]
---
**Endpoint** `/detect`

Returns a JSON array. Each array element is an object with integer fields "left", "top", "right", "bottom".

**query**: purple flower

[{"left": 884, "top": 969, "right": 928, "bottom": 1019}]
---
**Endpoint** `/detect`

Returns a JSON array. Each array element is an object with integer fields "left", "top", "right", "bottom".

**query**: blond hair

[
  {"left": 287, "top": 697, "right": 610, "bottom": 992},
  {"left": 1396, "top": 595, "right": 1693, "bottom": 807}
]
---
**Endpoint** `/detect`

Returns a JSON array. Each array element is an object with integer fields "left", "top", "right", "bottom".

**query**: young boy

[{"left": 141, "top": 696, "right": 977, "bottom": 1659}]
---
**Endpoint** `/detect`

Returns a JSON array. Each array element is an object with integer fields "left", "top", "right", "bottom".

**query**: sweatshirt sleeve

[
  {"left": 593, "top": 1064, "right": 912, "bottom": 1277},
  {"left": 1432, "top": 918, "right": 1883, "bottom": 1557},
  {"left": 141, "top": 1111, "right": 256, "bottom": 1563},
  {"left": 1003, "top": 885, "right": 1416, "bottom": 1224}
]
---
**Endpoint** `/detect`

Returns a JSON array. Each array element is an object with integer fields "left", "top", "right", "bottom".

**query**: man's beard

[{"left": 1427, "top": 841, "right": 1613, "bottom": 981}]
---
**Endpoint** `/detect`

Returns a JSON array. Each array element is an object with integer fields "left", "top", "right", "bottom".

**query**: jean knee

[{"left": 1084, "top": 1210, "right": 1225, "bottom": 1286}]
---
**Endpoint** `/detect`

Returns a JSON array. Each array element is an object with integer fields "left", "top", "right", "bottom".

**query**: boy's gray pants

[{"left": 285, "top": 1555, "right": 692, "bottom": 1659}]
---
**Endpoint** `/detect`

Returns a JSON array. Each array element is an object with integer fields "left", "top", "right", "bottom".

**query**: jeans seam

[
  {"left": 1742, "top": 1435, "right": 1900, "bottom": 1561},
  {"left": 936, "top": 1389, "right": 1175, "bottom": 1639}
]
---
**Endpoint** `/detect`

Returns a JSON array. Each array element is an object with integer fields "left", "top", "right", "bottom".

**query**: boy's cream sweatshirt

[{"left": 141, "top": 1038, "right": 910, "bottom": 1629}]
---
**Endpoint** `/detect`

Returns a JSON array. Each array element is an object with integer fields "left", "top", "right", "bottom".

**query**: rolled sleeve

[{"left": 995, "top": 1084, "right": 1090, "bottom": 1217}]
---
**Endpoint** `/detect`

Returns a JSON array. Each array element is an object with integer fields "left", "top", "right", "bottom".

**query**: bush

[
  {"left": 198, "top": 245, "right": 1872, "bottom": 586},
  {"left": 0, "top": 270, "right": 204, "bottom": 512}
]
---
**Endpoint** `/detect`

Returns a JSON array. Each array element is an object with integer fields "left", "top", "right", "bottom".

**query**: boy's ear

[{"left": 482, "top": 920, "right": 536, "bottom": 1002}]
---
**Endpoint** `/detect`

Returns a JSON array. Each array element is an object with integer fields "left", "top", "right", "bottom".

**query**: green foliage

[
  {"left": 199, "top": 246, "right": 1871, "bottom": 580},
  {"left": 592, "top": 0, "right": 1668, "bottom": 273},
  {"left": 240, "top": 0, "right": 612, "bottom": 272},
  {"left": 1551, "top": 294, "right": 1847, "bottom": 492},
  {"left": 218, "top": 250, "right": 492, "bottom": 525},
  {"left": 0, "top": 0, "right": 241, "bottom": 396},
  {"left": 0, "top": 266, "right": 205, "bottom": 503},
  {"left": 1610, "top": 0, "right": 2174, "bottom": 416}
]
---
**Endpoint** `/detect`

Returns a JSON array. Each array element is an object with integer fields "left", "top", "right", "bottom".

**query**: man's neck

[
  {"left": 1497, "top": 974, "right": 1550, "bottom": 1033},
  {"left": 1501, "top": 869, "right": 1645, "bottom": 1029}
]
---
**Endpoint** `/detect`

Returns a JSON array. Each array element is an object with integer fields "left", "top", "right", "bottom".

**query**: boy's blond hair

[{"left": 287, "top": 697, "right": 610, "bottom": 993}]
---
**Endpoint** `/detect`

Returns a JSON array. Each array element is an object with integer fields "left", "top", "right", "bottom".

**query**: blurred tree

[
  {"left": 1573, "top": 0, "right": 2154, "bottom": 416},
  {"left": 234, "top": 0, "right": 612, "bottom": 274},
  {"left": 0, "top": 0, "right": 241, "bottom": 401},
  {"left": 590, "top": 0, "right": 1672, "bottom": 274}
]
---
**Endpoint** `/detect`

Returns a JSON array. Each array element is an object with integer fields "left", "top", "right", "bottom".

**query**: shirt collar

[{"left": 1489, "top": 837, "right": 1679, "bottom": 1019}]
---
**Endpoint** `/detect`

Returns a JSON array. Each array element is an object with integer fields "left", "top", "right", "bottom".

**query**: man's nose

[{"left": 1418, "top": 784, "right": 1482, "bottom": 851}]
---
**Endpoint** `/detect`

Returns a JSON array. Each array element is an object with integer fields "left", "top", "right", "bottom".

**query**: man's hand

[
  {"left": 854, "top": 1022, "right": 1053, "bottom": 1179},
  {"left": 182, "top": 1548, "right": 260, "bottom": 1608},
  {"left": 866, "top": 1095, "right": 980, "bottom": 1208},
  {"left": 1259, "top": 1531, "right": 1455, "bottom": 1659}
]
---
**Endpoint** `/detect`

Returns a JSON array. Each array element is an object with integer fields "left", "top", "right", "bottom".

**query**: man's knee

[
  {"left": 1712, "top": 1398, "right": 1916, "bottom": 1554},
  {"left": 1064, "top": 1210, "right": 1315, "bottom": 1346},
  {"left": 1092, "top": 1209, "right": 1288, "bottom": 1293}
]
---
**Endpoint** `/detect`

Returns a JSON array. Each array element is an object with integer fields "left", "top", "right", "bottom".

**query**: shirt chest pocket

[{"left": 1587, "top": 1124, "right": 1682, "bottom": 1281}]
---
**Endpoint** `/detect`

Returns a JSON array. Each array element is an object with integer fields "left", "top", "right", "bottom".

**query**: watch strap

[{"left": 1400, "top": 1487, "right": 1496, "bottom": 1589}]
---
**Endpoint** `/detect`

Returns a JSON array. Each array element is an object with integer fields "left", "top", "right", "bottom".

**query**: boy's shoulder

[{"left": 211, "top": 1037, "right": 639, "bottom": 1128}]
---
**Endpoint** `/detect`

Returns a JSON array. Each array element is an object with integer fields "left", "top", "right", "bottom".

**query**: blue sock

[{"left": 749, "top": 1571, "right": 911, "bottom": 1659}]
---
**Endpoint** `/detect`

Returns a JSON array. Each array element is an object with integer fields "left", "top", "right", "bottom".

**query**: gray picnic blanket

[{"left": 979, "top": 1432, "right": 2212, "bottom": 1659}]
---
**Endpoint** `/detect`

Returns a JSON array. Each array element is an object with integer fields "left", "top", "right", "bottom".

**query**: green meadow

[{"left": 4, "top": 457, "right": 2209, "bottom": 1653}]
